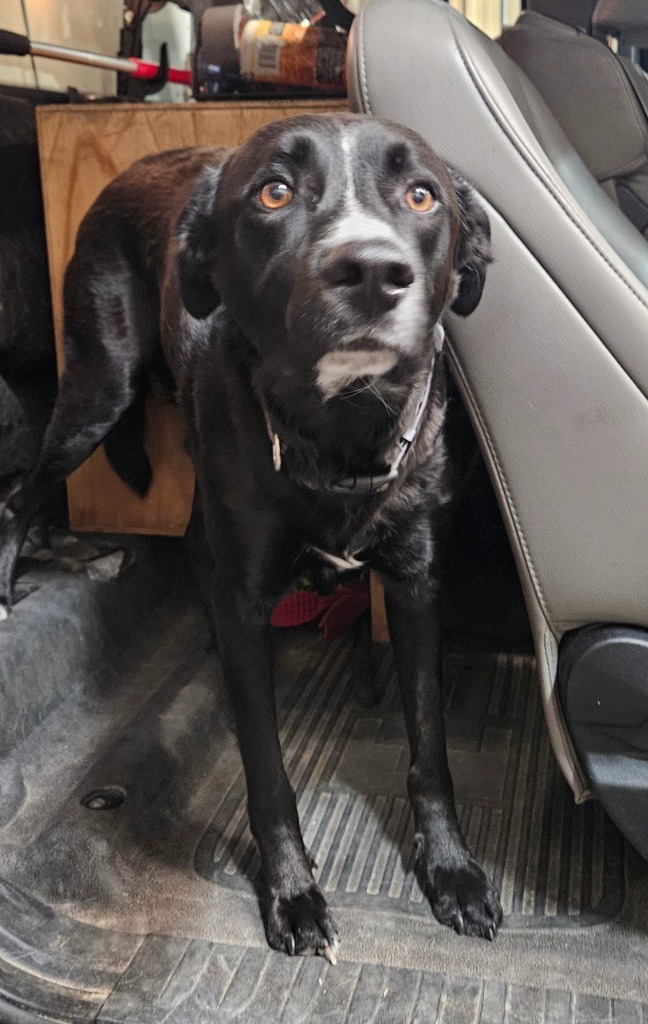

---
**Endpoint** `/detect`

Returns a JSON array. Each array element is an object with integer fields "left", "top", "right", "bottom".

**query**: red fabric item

[
  {"left": 270, "top": 589, "right": 326, "bottom": 627},
  {"left": 271, "top": 577, "right": 370, "bottom": 638}
]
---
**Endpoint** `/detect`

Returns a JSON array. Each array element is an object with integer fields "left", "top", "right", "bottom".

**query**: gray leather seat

[
  {"left": 500, "top": 0, "right": 648, "bottom": 236},
  {"left": 347, "top": 0, "right": 648, "bottom": 841}
]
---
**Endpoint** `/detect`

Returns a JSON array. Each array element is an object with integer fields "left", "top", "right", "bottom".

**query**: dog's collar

[{"left": 260, "top": 324, "right": 444, "bottom": 495}]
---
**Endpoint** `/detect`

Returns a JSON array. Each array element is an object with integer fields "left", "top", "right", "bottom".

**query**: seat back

[
  {"left": 347, "top": 0, "right": 648, "bottom": 799},
  {"left": 501, "top": 1, "right": 648, "bottom": 235}
]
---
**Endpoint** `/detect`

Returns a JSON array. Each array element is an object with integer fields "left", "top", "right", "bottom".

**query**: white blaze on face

[
  {"left": 315, "top": 126, "right": 426, "bottom": 398},
  {"left": 323, "top": 130, "right": 403, "bottom": 249}
]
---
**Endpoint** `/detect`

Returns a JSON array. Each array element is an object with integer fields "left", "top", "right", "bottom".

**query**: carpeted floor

[{"left": 0, "top": 551, "right": 646, "bottom": 1022}]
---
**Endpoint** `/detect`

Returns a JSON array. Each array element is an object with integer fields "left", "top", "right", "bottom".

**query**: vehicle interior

[{"left": 0, "top": 0, "right": 647, "bottom": 1021}]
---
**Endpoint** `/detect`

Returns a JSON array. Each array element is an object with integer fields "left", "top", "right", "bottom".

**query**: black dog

[{"left": 0, "top": 114, "right": 500, "bottom": 958}]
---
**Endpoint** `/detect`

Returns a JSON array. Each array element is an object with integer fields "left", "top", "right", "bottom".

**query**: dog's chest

[
  {"left": 293, "top": 492, "right": 394, "bottom": 590},
  {"left": 299, "top": 525, "right": 372, "bottom": 587},
  {"left": 296, "top": 544, "right": 366, "bottom": 597}
]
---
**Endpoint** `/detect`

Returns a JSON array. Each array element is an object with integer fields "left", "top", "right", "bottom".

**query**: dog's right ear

[
  {"left": 448, "top": 170, "right": 491, "bottom": 317},
  {"left": 177, "top": 165, "right": 222, "bottom": 320}
]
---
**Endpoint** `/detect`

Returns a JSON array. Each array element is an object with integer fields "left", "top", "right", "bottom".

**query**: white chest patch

[{"left": 309, "top": 545, "right": 366, "bottom": 571}]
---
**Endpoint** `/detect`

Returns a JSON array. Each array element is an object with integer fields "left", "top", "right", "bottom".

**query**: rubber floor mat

[
  {"left": 0, "top": 559, "right": 646, "bottom": 1023},
  {"left": 98, "top": 942, "right": 648, "bottom": 1024},
  {"left": 196, "top": 640, "right": 625, "bottom": 928}
]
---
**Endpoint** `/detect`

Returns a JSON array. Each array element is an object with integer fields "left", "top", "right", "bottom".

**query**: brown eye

[
  {"left": 259, "top": 181, "right": 294, "bottom": 210},
  {"left": 405, "top": 185, "right": 436, "bottom": 213}
]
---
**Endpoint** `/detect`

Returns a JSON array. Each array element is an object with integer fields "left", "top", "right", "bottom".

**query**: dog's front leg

[
  {"left": 383, "top": 576, "right": 503, "bottom": 939},
  {"left": 214, "top": 606, "right": 337, "bottom": 958},
  {"left": 196, "top": 501, "right": 339, "bottom": 960}
]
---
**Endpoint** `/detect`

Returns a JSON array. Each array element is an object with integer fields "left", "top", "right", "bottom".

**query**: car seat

[
  {"left": 347, "top": 0, "right": 648, "bottom": 858},
  {"left": 500, "top": 0, "right": 648, "bottom": 236}
]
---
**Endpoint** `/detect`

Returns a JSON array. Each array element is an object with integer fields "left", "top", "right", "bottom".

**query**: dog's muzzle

[
  {"left": 261, "top": 323, "right": 445, "bottom": 495},
  {"left": 320, "top": 240, "right": 415, "bottom": 319}
]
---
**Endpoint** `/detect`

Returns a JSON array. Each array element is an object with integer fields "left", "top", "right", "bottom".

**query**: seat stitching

[
  {"left": 445, "top": 344, "right": 552, "bottom": 624},
  {"left": 357, "top": 8, "right": 373, "bottom": 116}
]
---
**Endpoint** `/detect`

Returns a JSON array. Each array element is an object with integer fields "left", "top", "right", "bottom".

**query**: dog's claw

[
  {"left": 413, "top": 834, "right": 425, "bottom": 866},
  {"left": 266, "top": 881, "right": 339, "bottom": 960},
  {"left": 428, "top": 859, "right": 502, "bottom": 940},
  {"left": 322, "top": 944, "right": 337, "bottom": 966}
]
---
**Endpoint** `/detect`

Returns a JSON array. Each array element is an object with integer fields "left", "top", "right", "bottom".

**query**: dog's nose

[{"left": 321, "top": 241, "right": 415, "bottom": 317}]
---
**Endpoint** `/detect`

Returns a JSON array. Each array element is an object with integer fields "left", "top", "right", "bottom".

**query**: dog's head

[{"left": 177, "top": 114, "right": 490, "bottom": 397}]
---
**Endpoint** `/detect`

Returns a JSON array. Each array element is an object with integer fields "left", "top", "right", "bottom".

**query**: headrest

[
  {"left": 593, "top": 0, "right": 648, "bottom": 45},
  {"left": 525, "top": 0, "right": 597, "bottom": 31}
]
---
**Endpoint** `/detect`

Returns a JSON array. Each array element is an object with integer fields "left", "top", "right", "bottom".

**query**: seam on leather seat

[
  {"left": 357, "top": 9, "right": 373, "bottom": 116},
  {"left": 447, "top": 17, "right": 648, "bottom": 317},
  {"left": 445, "top": 343, "right": 552, "bottom": 626}
]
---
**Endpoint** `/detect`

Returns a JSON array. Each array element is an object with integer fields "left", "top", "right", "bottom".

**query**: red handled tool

[{"left": 0, "top": 28, "right": 192, "bottom": 88}]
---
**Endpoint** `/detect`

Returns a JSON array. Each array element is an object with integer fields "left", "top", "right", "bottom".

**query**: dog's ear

[
  {"left": 177, "top": 165, "right": 222, "bottom": 319},
  {"left": 449, "top": 171, "right": 492, "bottom": 317}
]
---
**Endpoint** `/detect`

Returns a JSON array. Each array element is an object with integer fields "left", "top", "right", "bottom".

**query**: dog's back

[
  {"left": 60, "top": 146, "right": 229, "bottom": 494},
  {"left": 67, "top": 147, "right": 227, "bottom": 298}
]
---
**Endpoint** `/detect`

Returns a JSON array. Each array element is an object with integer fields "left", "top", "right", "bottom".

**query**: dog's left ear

[
  {"left": 449, "top": 171, "right": 492, "bottom": 317},
  {"left": 177, "top": 165, "right": 222, "bottom": 320}
]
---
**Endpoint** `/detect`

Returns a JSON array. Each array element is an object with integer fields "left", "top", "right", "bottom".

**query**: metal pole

[
  {"left": 29, "top": 41, "right": 139, "bottom": 75},
  {"left": 27, "top": 40, "right": 191, "bottom": 84}
]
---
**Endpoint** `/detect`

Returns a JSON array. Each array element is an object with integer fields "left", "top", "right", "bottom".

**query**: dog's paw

[
  {"left": 426, "top": 858, "right": 502, "bottom": 940},
  {"left": 264, "top": 883, "right": 339, "bottom": 963}
]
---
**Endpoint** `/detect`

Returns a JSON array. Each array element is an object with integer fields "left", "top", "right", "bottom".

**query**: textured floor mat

[
  {"left": 98, "top": 941, "right": 648, "bottom": 1024},
  {"left": 196, "top": 641, "right": 625, "bottom": 928},
  {"left": 0, "top": 563, "right": 647, "bottom": 1022}
]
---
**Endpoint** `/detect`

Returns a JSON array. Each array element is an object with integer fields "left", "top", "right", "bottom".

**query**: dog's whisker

[
  {"left": 367, "top": 380, "right": 397, "bottom": 417},
  {"left": 339, "top": 377, "right": 376, "bottom": 399}
]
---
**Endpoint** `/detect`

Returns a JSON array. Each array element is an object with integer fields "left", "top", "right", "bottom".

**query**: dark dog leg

[
  {"left": 216, "top": 607, "right": 338, "bottom": 959},
  {"left": 193, "top": 502, "right": 339, "bottom": 960},
  {"left": 0, "top": 267, "right": 155, "bottom": 606},
  {"left": 384, "top": 580, "right": 503, "bottom": 939}
]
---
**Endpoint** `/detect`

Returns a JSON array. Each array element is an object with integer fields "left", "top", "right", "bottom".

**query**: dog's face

[{"left": 178, "top": 115, "right": 490, "bottom": 396}]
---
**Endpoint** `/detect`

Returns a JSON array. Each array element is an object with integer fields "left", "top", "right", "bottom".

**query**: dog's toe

[
  {"left": 265, "top": 883, "right": 339, "bottom": 962},
  {"left": 429, "top": 860, "right": 503, "bottom": 940}
]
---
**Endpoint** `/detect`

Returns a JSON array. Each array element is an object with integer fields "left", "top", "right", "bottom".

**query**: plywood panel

[
  {"left": 370, "top": 572, "right": 389, "bottom": 643},
  {"left": 36, "top": 99, "right": 347, "bottom": 535}
]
